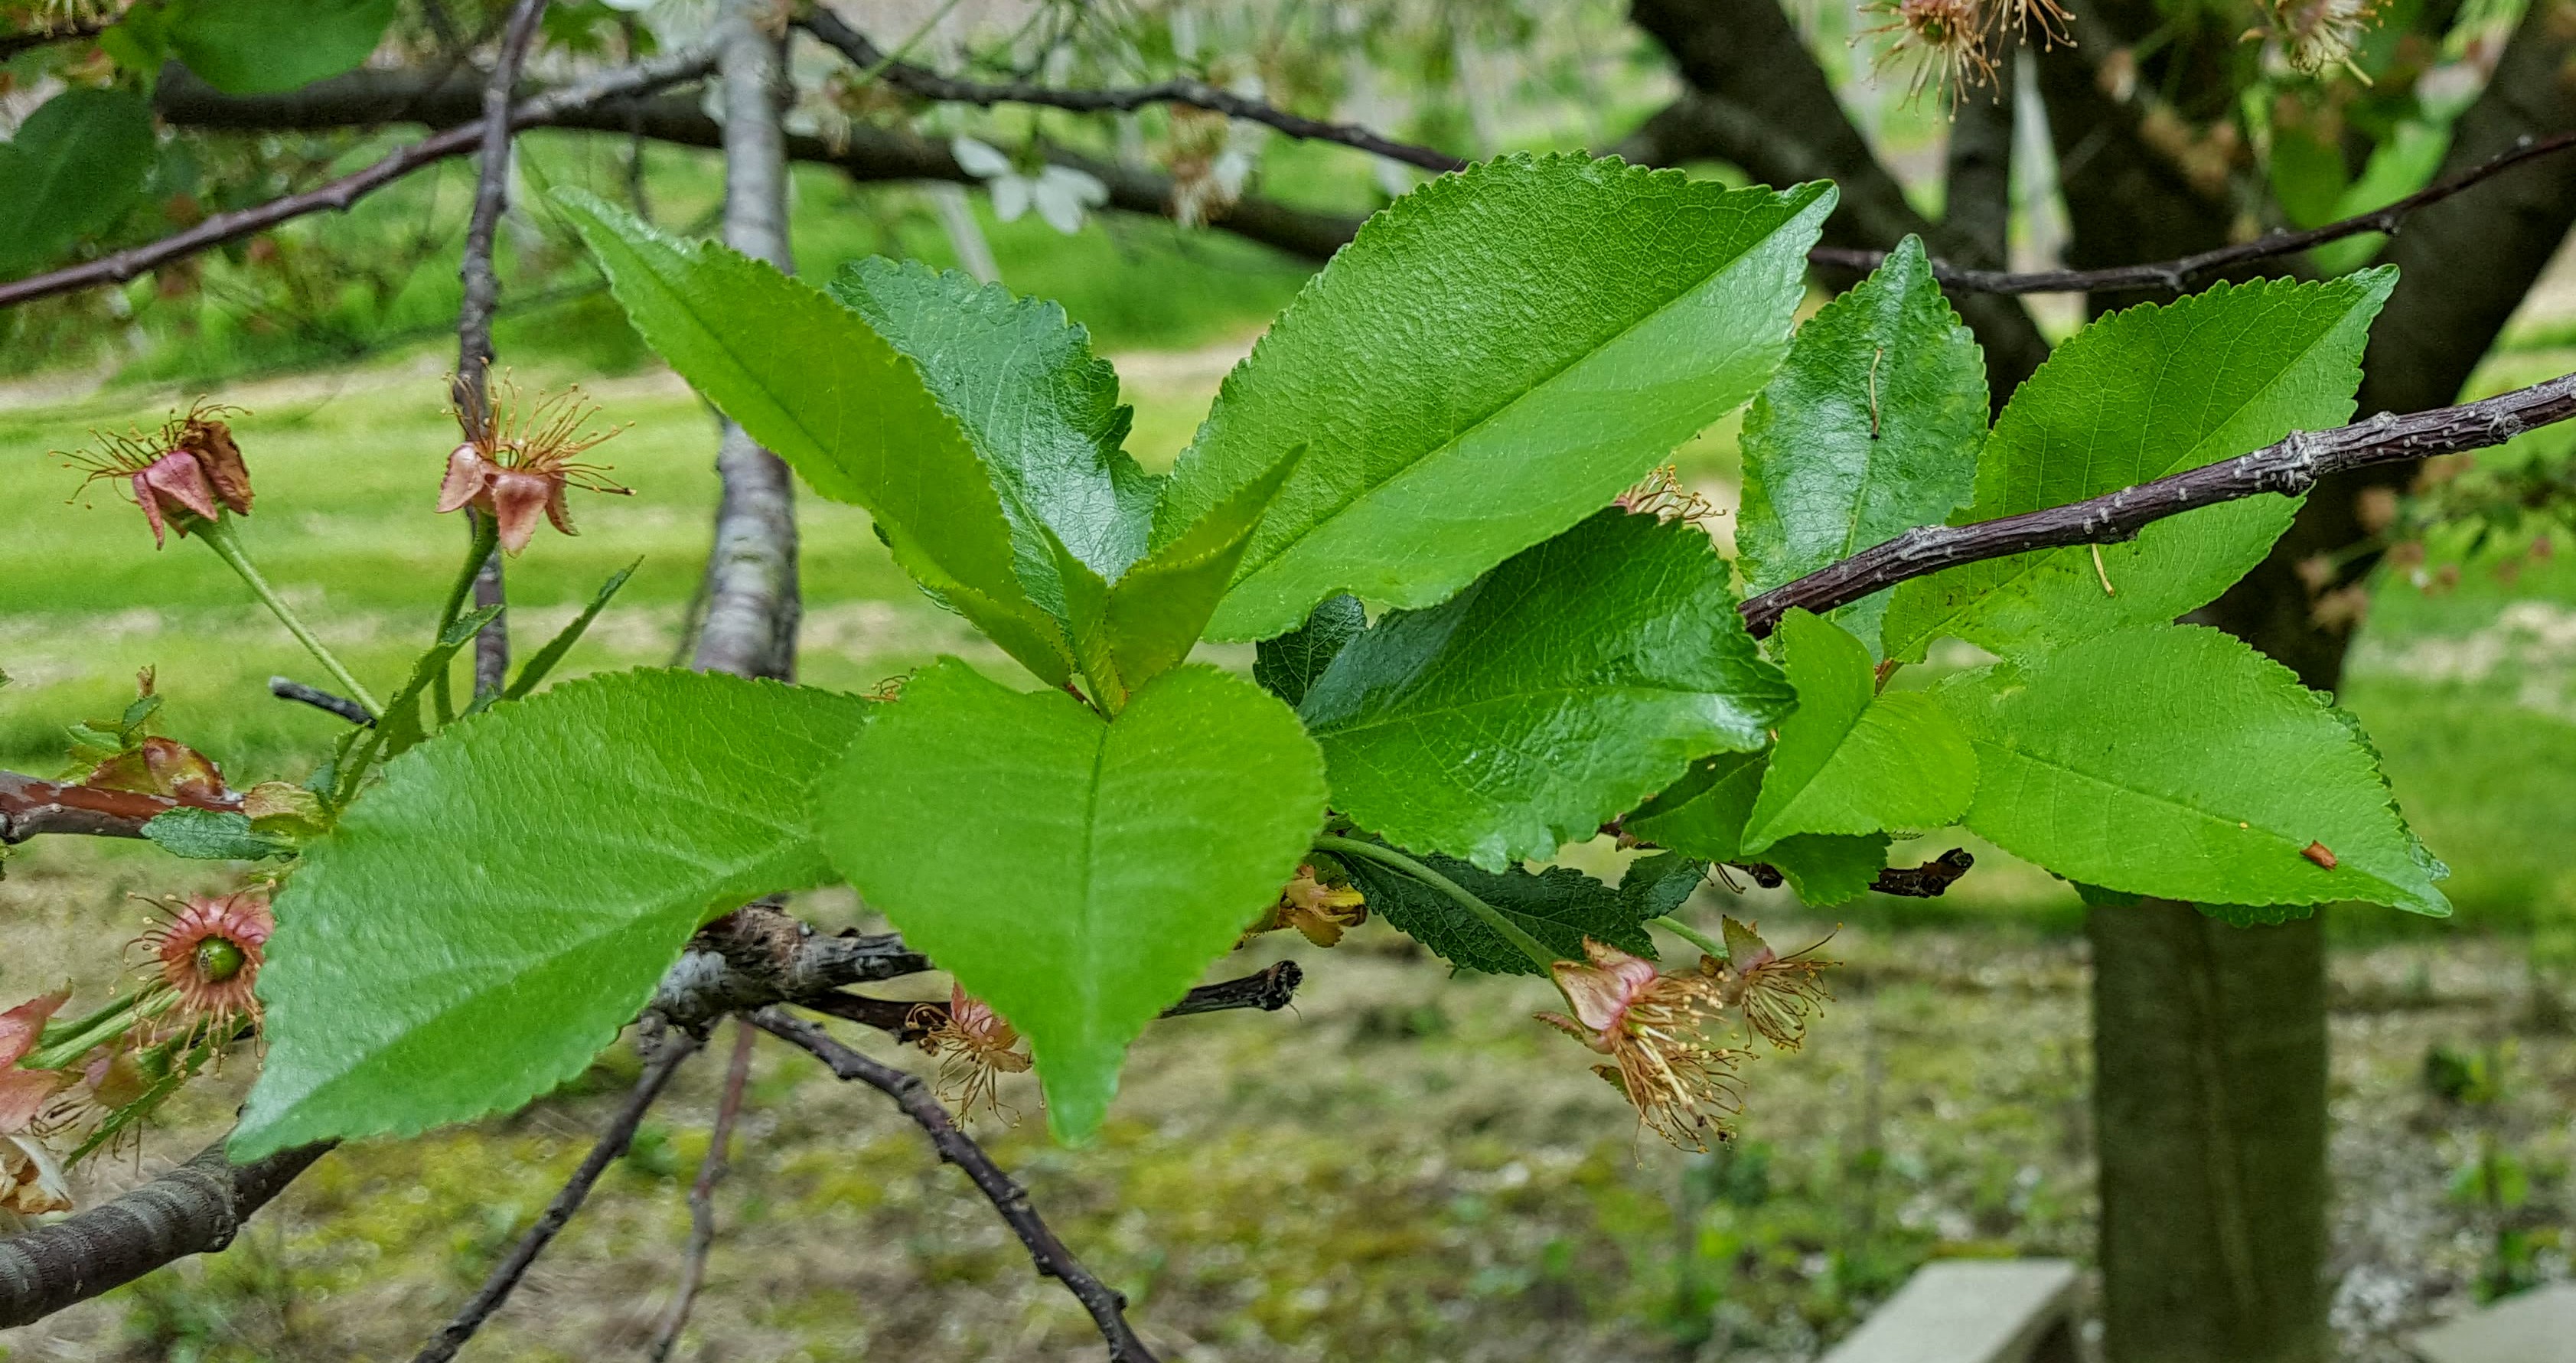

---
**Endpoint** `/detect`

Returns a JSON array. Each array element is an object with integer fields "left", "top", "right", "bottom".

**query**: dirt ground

[{"left": 0, "top": 835, "right": 2567, "bottom": 1362}]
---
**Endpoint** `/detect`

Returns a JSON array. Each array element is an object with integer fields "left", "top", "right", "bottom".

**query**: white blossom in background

[{"left": 951, "top": 136, "right": 1110, "bottom": 235}]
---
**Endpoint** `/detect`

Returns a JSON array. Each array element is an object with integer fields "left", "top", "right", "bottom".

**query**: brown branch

[
  {"left": 0, "top": 43, "right": 718, "bottom": 311},
  {"left": 648, "top": 905, "right": 935, "bottom": 1032},
  {"left": 1740, "top": 368, "right": 2576, "bottom": 636},
  {"left": 647, "top": 1017, "right": 753, "bottom": 1362},
  {"left": 797, "top": 7, "right": 1465, "bottom": 173},
  {"left": 148, "top": 66, "right": 1365, "bottom": 263},
  {"left": 0, "top": 1139, "right": 333, "bottom": 1327},
  {"left": 0, "top": 11, "right": 111, "bottom": 62},
  {"left": 1727, "top": 847, "right": 1972, "bottom": 897},
  {"left": 412, "top": 1031, "right": 702, "bottom": 1363},
  {"left": 0, "top": 771, "right": 238, "bottom": 843},
  {"left": 268, "top": 676, "right": 375, "bottom": 726},
  {"left": 1810, "top": 131, "right": 2576, "bottom": 296},
  {"left": 807, "top": 961, "right": 1307, "bottom": 1043},
  {"left": 453, "top": 0, "right": 553, "bottom": 703},
  {"left": 750, "top": 1009, "right": 1160, "bottom": 1363}
]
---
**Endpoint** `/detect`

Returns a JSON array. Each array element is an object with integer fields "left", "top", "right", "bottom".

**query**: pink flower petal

[
  {"left": 435, "top": 445, "right": 492, "bottom": 515},
  {"left": 487, "top": 470, "right": 553, "bottom": 554},
  {"left": 139, "top": 449, "right": 222, "bottom": 524},
  {"left": 0, "top": 1070, "right": 64, "bottom": 1134},
  {"left": 132, "top": 471, "right": 168, "bottom": 548}
]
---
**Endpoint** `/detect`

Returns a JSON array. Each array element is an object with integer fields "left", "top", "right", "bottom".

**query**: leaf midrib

[{"left": 1971, "top": 735, "right": 2406, "bottom": 901}]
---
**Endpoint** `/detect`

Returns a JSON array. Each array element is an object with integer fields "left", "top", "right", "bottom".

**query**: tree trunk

[
  {"left": 2089, "top": 905, "right": 2330, "bottom": 1363},
  {"left": 2023, "top": 24, "right": 2333, "bottom": 1359},
  {"left": 2044, "top": 0, "right": 2576, "bottom": 1346}
]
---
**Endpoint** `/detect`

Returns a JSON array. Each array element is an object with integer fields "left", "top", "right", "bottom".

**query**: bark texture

[
  {"left": 0, "top": 1141, "right": 332, "bottom": 1327},
  {"left": 688, "top": 0, "right": 800, "bottom": 682},
  {"left": 2089, "top": 906, "right": 2330, "bottom": 1363}
]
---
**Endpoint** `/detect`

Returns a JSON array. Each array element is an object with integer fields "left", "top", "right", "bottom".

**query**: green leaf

[
  {"left": 2197, "top": 902, "right": 2315, "bottom": 928},
  {"left": 1100, "top": 444, "right": 1305, "bottom": 694},
  {"left": 1741, "top": 611, "right": 1976, "bottom": 852},
  {"left": 1936, "top": 624, "right": 2450, "bottom": 915},
  {"left": 504, "top": 560, "right": 637, "bottom": 700},
  {"left": 1059, "top": 444, "right": 1309, "bottom": 706},
  {"left": 1300, "top": 510, "right": 1792, "bottom": 870},
  {"left": 1619, "top": 852, "right": 1710, "bottom": 920},
  {"left": 0, "top": 89, "right": 155, "bottom": 279},
  {"left": 1162, "top": 155, "right": 1834, "bottom": 641},
  {"left": 1623, "top": 751, "right": 1888, "bottom": 907},
  {"left": 1735, "top": 236, "right": 1987, "bottom": 654},
  {"left": 1338, "top": 845, "right": 1656, "bottom": 976},
  {"left": 1883, "top": 270, "right": 2397, "bottom": 661},
  {"left": 233, "top": 670, "right": 867, "bottom": 1159},
  {"left": 168, "top": 0, "right": 399, "bottom": 95},
  {"left": 814, "top": 660, "right": 1326, "bottom": 1143},
  {"left": 829, "top": 258, "right": 1159, "bottom": 619},
  {"left": 1766, "top": 834, "right": 1890, "bottom": 907},
  {"left": 142, "top": 808, "right": 288, "bottom": 861},
  {"left": 1253, "top": 594, "right": 1365, "bottom": 708},
  {"left": 555, "top": 191, "right": 1069, "bottom": 683},
  {"left": 367, "top": 604, "right": 501, "bottom": 769},
  {"left": 1627, "top": 751, "right": 1769, "bottom": 861}
]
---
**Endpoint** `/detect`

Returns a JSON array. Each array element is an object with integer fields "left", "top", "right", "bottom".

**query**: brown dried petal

[
  {"left": 487, "top": 469, "right": 556, "bottom": 555},
  {"left": 0, "top": 1069, "right": 65, "bottom": 1134},
  {"left": 435, "top": 445, "right": 493, "bottom": 516},
  {"left": 0, "top": 990, "right": 69, "bottom": 1069},
  {"left": 138, "top": 449, "right": 223, "bottom": 527},
  {"left": 182, "top": 419, "right": 253, "bottom": 515}
]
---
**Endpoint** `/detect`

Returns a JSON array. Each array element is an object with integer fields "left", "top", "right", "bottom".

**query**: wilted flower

[
  {"left": 1865, "top": 0, "right": 1998, "bottom": 107},
  {"left": 0, "top": 989, "right": 71, "bottom": 1134},
  {"left": 2267, "top": 0, "right": 2380, "bottom": 75},
  {"left": 1536, "top": 939, "right": 1746, "bottom": 1149},
  {"left": 1616, "top": 463, "right": 1717, "bottom": 526},
  {"left": 438, "top": 383, "right": 631, "bottom": 555},
  {"left": 60, "top": 402, "right": 252, "bottom": 547},
  {"left": 132, "top": 891, "right": 273, "bottom": 1049},
  {"left": 1, "top": 1133, "right": 73, "bottom": 1221},
  {"left": 911, "top": 985, "right": 1032, "bottom": 1121},
  {"left": 1244, "top": 863, "right": 1368, "bottom": 947},
  {"left": 1717, "top": 917, "right": 1837, "bottom": 1052}
]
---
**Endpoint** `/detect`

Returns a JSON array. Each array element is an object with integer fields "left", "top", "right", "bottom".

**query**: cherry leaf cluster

[{"left": 237, "top": 158, "right": 2447, "bottom": 1159}]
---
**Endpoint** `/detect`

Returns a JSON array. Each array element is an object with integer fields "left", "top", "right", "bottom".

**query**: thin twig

[
  {"left": 0, "top": 44, "right": 716, "bottom": 311},
  {"left": 1810, "top": 131, "right": 2576, "bottom": 295},
  {"left": 806, "top": 962, "right": 1307, "bottom": 1042},
  {"left": 750, "top": 1009, "right": 1161, "bottom": 1362},
  {"left": 797, "top": 7, "right": 1465, "bottom": 173},
  {"left": 453, "top": 0, "right": 550, "bottom": 703},
  {"left": 268, "top": 676, "right": 376, "bottom": 726},
  {"left": 0, "top": 11, "right": 112, "bottom": 62},
  {"left": 647, "top": 1019, "right": 753, "bottom": 1361},
  {"left": 1740, "top": 368, "right": 2576, "bottom": 635},
  {"left": 412, "top": 1033, "right": 703, "bottom": 1363}
]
